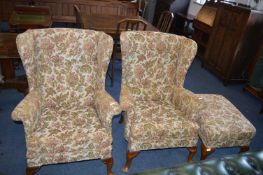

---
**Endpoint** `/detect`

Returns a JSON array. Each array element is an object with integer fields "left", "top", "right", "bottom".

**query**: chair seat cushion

[
  {"left": 127, "top": 101, "right": 199, "bottom": 151},
  {"left": 28, "top": 107, "right": 112, "bottom": 166},
  {"left": 197, "top": 94, "right": 256, "bottom": 148}
]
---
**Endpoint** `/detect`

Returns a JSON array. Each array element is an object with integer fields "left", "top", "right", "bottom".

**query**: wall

[
  {"left": 143, "top": 0, "right": 157, "bottom": 23},
  {"left": 187, "top": 0, "right": 202, "bottom": 16},
  {"left": 187, "top": 0, "right": 263, "bottom": 16},
  {"left": 247, "top": 0, "right": 263, "bottom": 10}
]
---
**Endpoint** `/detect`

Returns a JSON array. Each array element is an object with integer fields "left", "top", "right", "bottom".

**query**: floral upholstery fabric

[
  {"left": 12, "top": 28, "right": 121, "bottom": 167},
  {"left": 12, "top": 89, "right": 42, "bottom": 134},
  {"left": 120, "top": 31, "right": 199, "bottom": 152},
  {"left": 197, "top": 94, "right": 256, "bottom": 148},
  {"left": 127, "top": 101, "right": 199, "bottom": 151},
  {"left": 26, "top": 107, "right": 113, "bottom": 166},
  {"left": 171, "top": 87, "right": 204, "bottom": 122},
  {"left": 120, "top": 31, "right": 197, "bottom": 102}
]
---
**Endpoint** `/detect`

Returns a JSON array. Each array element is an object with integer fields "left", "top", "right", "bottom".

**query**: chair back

[
  {"left": 74, "top": 5, "right": 83, "bottom": 28},
  {"left": 157, "top": 11, "right": 174, "bottom": 33},
  {"left": 116, "top": 18, "right": 147, "bottom": 35},
  {"left": 120, "top": 31, "right": 197, "bottom": 101},
  {"left": 16, "top": 28, "right": 113, "bottom": 108}
]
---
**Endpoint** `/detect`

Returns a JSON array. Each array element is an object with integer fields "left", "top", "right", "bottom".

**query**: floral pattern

[
  {"left": 127, "top": 101, "right": 199, "bottom": 152},
  {"left": 171, "top": 87, "right": 204, "bottom": 122},
  {"left": 120, "top": 31, "right": 199, "bottom": 152},
  {"left": 120, "top": 31, "right": 197, "bottom": 102},
  {"left": 12, "top": 28, "right": 121, "bottom": 167},
  {"left": 196, "top": 94, "right": 256, "bottom": 148}
]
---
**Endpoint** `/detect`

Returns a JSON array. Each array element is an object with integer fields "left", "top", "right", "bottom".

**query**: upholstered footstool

[{"left": 196, "top": 94, "right": 256, "bottom": 160}]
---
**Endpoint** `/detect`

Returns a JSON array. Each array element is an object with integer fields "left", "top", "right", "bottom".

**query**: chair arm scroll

[
  {"left": 11, "top": 90, "right": 42, "bottom": 132},
  {"left": 171, "top": 87, "right": 203, "bottom": 122},
  {"left": 94, "top": 90, "right": 121, "bottom": 130},
  {"left": 120, "top": 85, "right": 135, "bottom": 113}
]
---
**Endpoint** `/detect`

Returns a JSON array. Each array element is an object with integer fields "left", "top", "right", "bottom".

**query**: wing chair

[
  {"left": 120, "top": 31, "right": 200, "bottom": 172},
  {"left": 12, "top": 28, "right": 121, "bottom": 175}
]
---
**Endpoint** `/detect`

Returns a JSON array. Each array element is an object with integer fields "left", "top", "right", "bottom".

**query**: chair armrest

[
  {"left": 94, "top": 90, "right": 121, "bottom": 130},
  {"left": 120, "top": 85, "right": 135, "bottom": 113},
  {"left": 11, "top": 90, "right": 42, "bottom": 132},
  {"left": 171, "top": 87, "right": 203, "bottom": 122}
]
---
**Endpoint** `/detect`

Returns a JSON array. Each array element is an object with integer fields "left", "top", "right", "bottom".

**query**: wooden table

[
  {"left": 0, "top": 33, "right": 28, "bottom": 94},
  {"left": 81, "top": 14, "right": 158, "bottom": 38},
  {"left": 9, "top": 5, "right": 52, "bottom": 31}
]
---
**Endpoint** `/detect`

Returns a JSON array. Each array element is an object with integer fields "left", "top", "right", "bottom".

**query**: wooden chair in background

[
  {"left": 157, "top": 11, "right": 174, "bottom": 33},
  {"left": 74, "top": 5, "right": 83, "bottom": 29},
  {"left": 109, "top": 18, "right": 147, "bottom": 86}
]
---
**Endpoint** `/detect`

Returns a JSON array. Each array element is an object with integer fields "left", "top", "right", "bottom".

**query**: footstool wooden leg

[
  {"left": 26, "top": 166, "right": 40, "bottom": 175},
  {"left": 201, "top": 143, "right": 216, "bottom": 160},
  {"left": 239, "top": 146, "right": 249, "bottom": 153},
  {"left": 103, "top": 158, "right": 114, "bottom": 175},
  {"left": 187, "top": 146, "right": 197, "bottom": 163},
  {"left": 122, "top": 151, "right": 139, "bottom": 173}
]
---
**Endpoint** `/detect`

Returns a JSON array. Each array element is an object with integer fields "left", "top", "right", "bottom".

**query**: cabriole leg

[
  {"left": 103, "top": 158, "right": 114, "bottom": 175},
  {"left": 26, "top": 166, "right": 40, "bottom": 175},
  {"left": 187, "top": 146, "right": 197, "bottom": 163},
  {"left": 239, "top": 146, "right": 249, "bottom": 153},
  {"left": 122, "top": 151, "right": 139, "bottom": 173},
  {"left": 201, "top": 143, "right": 216, "bottom": 160}
]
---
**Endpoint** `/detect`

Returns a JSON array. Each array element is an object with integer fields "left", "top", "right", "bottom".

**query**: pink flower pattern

[
  {"left": 120, "top": 31, "right": 200, "bottom": 152},
  {"left": 12, "top": 28, "right": 121, "bottom": 167},
  {"left": 120, "top": 31, "right": 256, "bottom": 153}
]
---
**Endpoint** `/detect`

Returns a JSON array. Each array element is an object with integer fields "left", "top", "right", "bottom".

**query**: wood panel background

[{"left": 0, "top": 0, "right": 139, "bottom": 22}]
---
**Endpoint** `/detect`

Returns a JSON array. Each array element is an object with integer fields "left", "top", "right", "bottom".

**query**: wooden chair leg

[
  {"left": 26, "top": 166, "right": 40, "bottom": 175},
  {"left": 239, "top": 146, "right": 249, "bottom": 153},
  {"left": 119, "top": 111, "right": 124, "bottom": 124},
  {"left": 103, "top": 158, "right": 114, "bottom": 175},
  {"left": 201, "top": 143, "right": 216, "bottom": 160},
  {"left": 187, "top": 146, "right": 197, "bottom": 163},
  {"left": 111, "top": 57, "right": 115, "bottom": 87},
  {"left": 122, "top": 151, "right": 139, "bottom": 173}
]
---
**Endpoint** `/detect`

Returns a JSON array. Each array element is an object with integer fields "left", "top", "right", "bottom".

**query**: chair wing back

[
  {"left": 16, "top": 28, "right": 113, "bottom": 108},
  {"left": 120, "top": 31, "right": 197, "bottom": 101}
]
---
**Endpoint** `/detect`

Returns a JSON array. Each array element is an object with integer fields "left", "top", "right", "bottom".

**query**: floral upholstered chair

[
  {"left": 120, "top": 31, "right": 200, "bottom": 172},
  {"left": 12, "top": 28, "right": 121, "bottom": 175}
]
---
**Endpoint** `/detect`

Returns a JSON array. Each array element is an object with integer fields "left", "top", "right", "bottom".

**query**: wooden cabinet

[
  {"left": 203, "top": 2, "right": 263, "bottom": 84},
  {"left": 244, "top": 41, "right": 263, "bottom": 113},
  {"left": 192, "top": 4, "right": 217, "bottom": 59},
  {"left": 0, "top": 0, "right": 139, "bottom": 23},
  {"left": 152, "top": 0, "right": 190, "bottom": 33}
]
